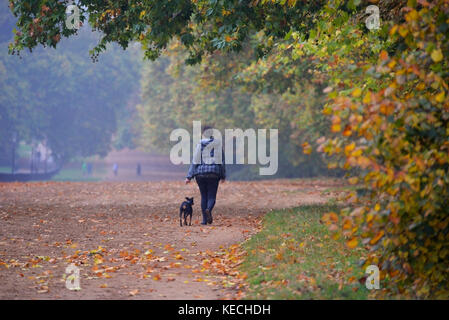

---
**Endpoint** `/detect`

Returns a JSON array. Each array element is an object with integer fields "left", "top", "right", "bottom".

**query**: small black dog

[{"left": 179, "top": 197, "right": 194, "bottom": 227}]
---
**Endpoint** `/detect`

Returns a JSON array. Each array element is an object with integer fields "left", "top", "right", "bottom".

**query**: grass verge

[
  {"left": 0, "top": 166, "right": 12, "bottom": 173},
  {"left": 51, "top": 168, "right": 105, "bottom": 182},
  {"left": 240, "top": 204, "right": 370, "bottom": 299}
]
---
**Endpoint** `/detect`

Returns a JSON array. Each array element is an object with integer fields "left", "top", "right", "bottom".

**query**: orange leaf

[
  {"left": 342, "top": 219, "right": 352, "bottom": 230},
  {"left": 380, "top": 50, "right": 388, "bottom": 60},
  {"left": 346, "top": 238, "right": 358, "bottom": 249},
  {"left": 369, "top": 230, "right": 384, "bottom": 245},
  {"left": 153, "top": 274, "right": 161, "bottom": 281}
]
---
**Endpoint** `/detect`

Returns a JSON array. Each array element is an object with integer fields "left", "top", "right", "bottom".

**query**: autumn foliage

[{"left": 319, "top": 1, "right": 449, "bottom": 298}]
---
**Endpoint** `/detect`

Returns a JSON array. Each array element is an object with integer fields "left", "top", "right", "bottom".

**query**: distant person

[
  {"left": 113, "top": 163, "right": 118, "bottom": 176},
  {"left": 87, "top": 162, "right": 93, "bottom": 176},
  {"left": 36, "top": 151, "right": 41, "bottom": 173},
  {"left": 82, "top": 162, "right": 87, "bottom": 176},
  {"left": 136, "top": 163, "right": 141, "bottom": 176},
  {"left": 185, "top": 126, "right": 226, "bottom": 225}
]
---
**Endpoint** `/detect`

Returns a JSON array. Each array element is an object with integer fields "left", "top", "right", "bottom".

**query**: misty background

[{"left": 0, "top": 0, "right": 338, "bottom": 182}]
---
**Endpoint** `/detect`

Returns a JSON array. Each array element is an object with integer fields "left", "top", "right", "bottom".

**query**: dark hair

[
  {"left": 202, "top": 125, "right": 214, "bottom": 139},
  {"left": 202, "top": 125, "right": 213, "bottom": 133}
]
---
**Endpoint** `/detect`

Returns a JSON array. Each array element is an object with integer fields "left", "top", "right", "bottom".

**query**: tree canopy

[{"left": 8, "top": 0, "right": 325, "bottom": 63}]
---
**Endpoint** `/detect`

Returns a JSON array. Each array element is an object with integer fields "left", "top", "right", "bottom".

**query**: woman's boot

[
  {"left": 205, "top": 209, "right": 213, "bottom": 224},
  {"left": 201, "top": 211, "right": 208, "bottom": 225}
]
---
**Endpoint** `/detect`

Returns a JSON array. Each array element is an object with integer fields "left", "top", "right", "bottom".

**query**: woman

[{"left": 185, "top": 126, "right": 226, "bottom": 225}]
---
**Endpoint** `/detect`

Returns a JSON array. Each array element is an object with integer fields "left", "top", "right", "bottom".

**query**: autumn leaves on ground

[{"left": 0, "top": 179, "right": 349, "bottom": 300}]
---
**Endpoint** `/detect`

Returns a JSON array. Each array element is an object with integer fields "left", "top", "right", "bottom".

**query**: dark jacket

[{"left": 186, "top": 138, "right": 226, "bottom": 180}]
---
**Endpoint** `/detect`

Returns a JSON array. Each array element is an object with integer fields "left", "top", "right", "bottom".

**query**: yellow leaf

[
  {"left": 323, "top": 106, "right": 332, "bottom": 115},
  {"left": 351, "top": 149, "right": 363, "bottom": 157},
  {"left": 345, "top": 143, "right": 356, "bottom": 155},
  {"left": 431, "top": 49, "right": 443, "bottom": 63},
  {"left": 352, "top": 88, "right": 362, "bottom": 98},
  {"left": 389, "top": 25, "right": 398, "bottom": 36},
  {"left": 331, "top": 123, "right": 341, "bottom": 132},
  {"left": 222, "top": 9, "right": 231, "bottom": 16},
  {"left": 387, "top": 60, "right": 397, "bottom": 69},
  {"left": 398, "top": 25, "right": 408, "bottom": 38},
  {"left": 362, "top": 92, "right": 371, "bottom": 104},
  {"left": 435, "top": 91, "right": 445, "bottom": 103},
  {"left": 416, "top": 82, "right": 426, "bottom": 90},
  {"left": 405, "top": 10, "right": 418, "bottom": 22}
]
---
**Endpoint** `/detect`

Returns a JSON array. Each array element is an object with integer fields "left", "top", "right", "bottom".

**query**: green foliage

[{"left": 7, "top": 0, "right": 325, "bottom": 63}]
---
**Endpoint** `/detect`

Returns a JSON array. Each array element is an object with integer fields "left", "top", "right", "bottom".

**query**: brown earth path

[{"left": 0, "top": 179, "right": 342, "bottom": 300}]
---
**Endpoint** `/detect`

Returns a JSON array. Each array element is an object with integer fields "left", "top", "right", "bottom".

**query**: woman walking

[{"left": 185, "top": 126, "right": 226, "bottom": 225}]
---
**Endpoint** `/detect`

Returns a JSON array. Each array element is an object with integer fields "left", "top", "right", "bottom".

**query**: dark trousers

[{"left": 196, "top": 176, "right": 220, "bottom": 215}]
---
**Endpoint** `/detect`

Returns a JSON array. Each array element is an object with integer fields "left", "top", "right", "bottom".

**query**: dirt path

[{"left": 0, "top": 179, "right": 342, "bottom": 300}]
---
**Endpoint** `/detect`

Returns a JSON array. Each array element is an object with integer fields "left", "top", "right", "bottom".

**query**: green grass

[
  {"left": 51, "top": 168, "right": 106, "bottom": 182},
  {"left": 240, "top": 204, "right": 370, "bottom": 299},
  {"left": 320, "top": 185, "right": 360, "bottom": 194},
  {"left": 0, "top": 166, "right": 12, "bottom": 173},
  {"left": 17, "top": 142, "right": 31, "bottom": 158},
  {"left": 0, "top": 166, "right": 105, "bottom": 181}
]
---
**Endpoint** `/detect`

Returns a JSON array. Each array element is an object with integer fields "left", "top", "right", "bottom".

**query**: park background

[{"left": 0, "top": 0, "right": 333, "bottom": 182}]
